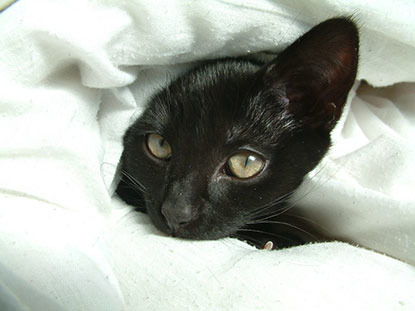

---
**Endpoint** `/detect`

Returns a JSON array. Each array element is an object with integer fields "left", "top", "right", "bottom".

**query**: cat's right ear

[{"left": 262, "top": 18, "right": 359, "bottom": 132}]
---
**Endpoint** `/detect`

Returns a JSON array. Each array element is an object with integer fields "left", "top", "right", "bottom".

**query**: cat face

[{"left": 119, "top": 18, "right": 359, "bottom": 240}]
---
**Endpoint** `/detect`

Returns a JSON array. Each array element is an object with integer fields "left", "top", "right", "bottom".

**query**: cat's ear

[{"left": 262, "top": 18, "right": 359, "bottom": 131}]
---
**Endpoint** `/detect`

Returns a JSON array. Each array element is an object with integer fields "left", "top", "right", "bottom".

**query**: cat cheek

[
  {"left": 145, "top": 203, "right": 172, "bottom": 235},
  {"left": 207, "top": 177, "right": 233, "bottom": 202}
]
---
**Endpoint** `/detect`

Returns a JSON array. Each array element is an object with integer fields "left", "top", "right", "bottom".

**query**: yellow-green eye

[
  {"left": 146, "top": 133, "right": 172, "bottom": 160},
  {"left": 227, "top": 151, "right": 264, "bottom": 179}
]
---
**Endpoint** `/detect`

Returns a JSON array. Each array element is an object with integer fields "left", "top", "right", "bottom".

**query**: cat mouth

[
  {"left": 171, "top": 226, "right": 230, "bottom": 240},
  {"left": 151, "top": 209, "right": 234, "bottom": 241}
]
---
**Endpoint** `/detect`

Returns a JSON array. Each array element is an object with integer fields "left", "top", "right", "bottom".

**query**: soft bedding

[{"left": 0, "top": 0, "right": 414, "bottom": 310}]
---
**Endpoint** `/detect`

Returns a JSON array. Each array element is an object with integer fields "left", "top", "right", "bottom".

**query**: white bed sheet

[{"left": 1, "top": 0, "right": 414, "bottom": 310}]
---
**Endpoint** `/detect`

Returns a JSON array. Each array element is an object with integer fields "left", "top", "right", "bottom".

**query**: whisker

[
  {"left": 231, "top": 232, "right": 264, "bottom": 248},
  {"left": 247, "top": 190, "right": 295, "bottom": 219},
  {"left": 120, "top": 169, "right": 148, "bottom": 194},
  {"left": 252, "top": 203, "right": 295, "bottom": 223},
  {"left": 101, "top": 161, "right": 117, "bottom": 169},
  {"left": 236, "top": 228, "right": 298, "bottom": 245},
  {"left": 249, "top": 159, "right": 336, "bottom": 222},
  {"left": 120, "top": 179, "right": 144, "bottom": 196},
  {"left": 247, "top": 220, "right": 320, "bottom": 241},
  {"left": 283, "top": 212, "right": 330, "bottom": 234},
  {"left": 286, "top": 158, "right": 342, "bottom": 210},
  {"left": 100, "top": 161, "right": 148, "bottom": 195}
]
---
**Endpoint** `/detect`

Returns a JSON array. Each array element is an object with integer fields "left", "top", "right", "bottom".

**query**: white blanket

[{"left": 1, "top": 0, "right": 414, "bottom": 310}]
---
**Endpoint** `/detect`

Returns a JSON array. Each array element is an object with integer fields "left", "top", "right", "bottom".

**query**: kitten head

[{"left": 119, "top": 18, "right": 359, "bottom": 240}]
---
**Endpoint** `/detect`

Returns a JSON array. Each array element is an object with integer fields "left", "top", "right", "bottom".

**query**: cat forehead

[
  {"left": 143, "top": 61, "right": 294, "bottom": 145},
  {"left": 144, "top": 97, "right": 291, "bottom": 156}
]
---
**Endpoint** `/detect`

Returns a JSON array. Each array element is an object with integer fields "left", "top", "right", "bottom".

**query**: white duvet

[{"left": 0, "top": 0, "right": 414, "bottom": 310}]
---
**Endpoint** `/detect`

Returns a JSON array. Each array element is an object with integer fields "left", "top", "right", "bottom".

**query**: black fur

[{"left": 116, "top": 18, "right": 359, "bottom": 249}]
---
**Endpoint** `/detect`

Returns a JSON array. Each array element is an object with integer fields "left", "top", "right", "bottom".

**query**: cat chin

[
  {"left": 172, "top": 228, "right": 229, "bottom": 241},
  {"left": 147, "top": 209, "right": 238, "bottom": 240},
  {"left": 157, "top": 221, "right": 233, "bottom": 241}
]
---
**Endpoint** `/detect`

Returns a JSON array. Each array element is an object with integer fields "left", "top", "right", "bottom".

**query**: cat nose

[{"left": 161, "top": 202, "right": 195, "bottom": 232}]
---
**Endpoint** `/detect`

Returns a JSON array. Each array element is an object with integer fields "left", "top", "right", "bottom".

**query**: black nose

[{"left": 161, "top": 202, "right": 195, "bottom": 232}]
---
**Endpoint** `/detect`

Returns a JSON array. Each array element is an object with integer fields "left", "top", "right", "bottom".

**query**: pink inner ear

[{"left": 337, "top": 48, "right": 354, "bottom": 66}]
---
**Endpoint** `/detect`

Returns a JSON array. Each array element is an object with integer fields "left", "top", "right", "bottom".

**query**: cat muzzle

[{"left": 161, "top": 201, "right": 196, "bottom": 233}]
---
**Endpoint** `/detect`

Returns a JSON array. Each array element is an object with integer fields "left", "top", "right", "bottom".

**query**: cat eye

[
  {"left": 146, "top": 133, "right": 172, "bottom": 160},
  {"left": 227, "top": 151, "right": 264, "bottom": 179}
]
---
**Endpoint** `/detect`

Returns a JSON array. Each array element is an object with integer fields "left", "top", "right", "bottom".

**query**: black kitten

[{"left": 116, "top": 18, "right": 359, "bottom": 249}]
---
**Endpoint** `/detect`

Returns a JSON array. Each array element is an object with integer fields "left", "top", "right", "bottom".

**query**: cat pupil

[
  {"left": 228, "top": 152, "right": 264, "bottom": 179},
  {"left": 147, "top": 133, "right": 171, "bottom": 160},
  {"left": 244, "top": 155, "right": 254, "bottom": 167}
]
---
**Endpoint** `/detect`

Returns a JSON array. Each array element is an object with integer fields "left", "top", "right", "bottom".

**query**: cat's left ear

[{"left": 262, "top": 18, "right": 359, "bottom": 131}]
